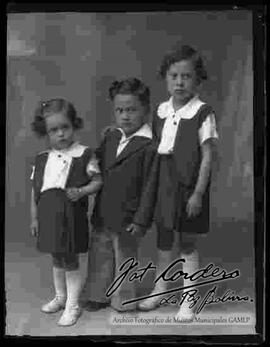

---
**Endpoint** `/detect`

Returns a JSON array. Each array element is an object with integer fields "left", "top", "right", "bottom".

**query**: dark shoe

[{"left": 84, "top": 300, "right": 111, "bottom": 312}]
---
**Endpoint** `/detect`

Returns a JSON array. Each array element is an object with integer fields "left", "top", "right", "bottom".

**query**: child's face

[
  {"left": 113, "top": 94, "right": 147, "bottom": 136},
  {"left": 166, "top": 59, "right": 199, "bottom": 105},
  {"left": 45, "top": 113, "right": 74, "bottom": 150}
]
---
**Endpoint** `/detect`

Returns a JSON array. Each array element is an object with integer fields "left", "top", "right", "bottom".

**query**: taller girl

[{"left": 139, "top": 45, "right": 218, "bottom": 319}]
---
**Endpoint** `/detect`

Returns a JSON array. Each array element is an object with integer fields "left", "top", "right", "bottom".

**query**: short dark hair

[
  {"left": 108, "top": 77, "right": 150, "bottom": 108},
  {"left": 158, "top": 45, "right": 208, "bottom": 81},
  {"left": 31, "top": 98, "right": 83, "bottom": 137}
]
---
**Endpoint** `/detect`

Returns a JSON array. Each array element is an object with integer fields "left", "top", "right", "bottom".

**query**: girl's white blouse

[
  {"left": 30, "top": 142, "right": 100, "bottom": 192},
  {"left": 157, "top": 95, "right": 219, "bottom": 155}
]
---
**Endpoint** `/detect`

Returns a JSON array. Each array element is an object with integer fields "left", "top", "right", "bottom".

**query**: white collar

[
  {"left": 51, "top": 142, "right": 87, "bottom": 158},
  {"left": 117, "top": 123, "right": 153, "bottom": 141},
  {"left": 157, "top": 94, "right": 205, "bottom": 120}
]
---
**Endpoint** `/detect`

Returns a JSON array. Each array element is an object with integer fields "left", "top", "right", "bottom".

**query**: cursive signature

[
  {"left": 159, "top": 286, "right": 253, "bottom": 314},
  {"left": 105, "top": 257, "right": 241, "bottom": 308}
]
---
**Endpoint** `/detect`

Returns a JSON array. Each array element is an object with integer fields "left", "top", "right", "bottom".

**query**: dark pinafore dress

[
  {"left": 152, "top": 103, "right": 214, "bottom": 234},
  {"left": 32, "top": 148, "right": 93, "bottom": 254}
]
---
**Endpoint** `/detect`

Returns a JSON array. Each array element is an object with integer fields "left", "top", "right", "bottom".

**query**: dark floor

[{"left": 5, "top": 220, "right": 256, "bottom": 336}]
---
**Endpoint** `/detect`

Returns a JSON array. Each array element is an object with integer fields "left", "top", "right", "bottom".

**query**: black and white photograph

[{"left": 5, "top": 4, "right": 265, "bottom": 340}]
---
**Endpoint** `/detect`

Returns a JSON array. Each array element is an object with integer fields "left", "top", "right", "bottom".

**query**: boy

[{"left": 84, "top": 78, "right": 157, "bottom": 312}]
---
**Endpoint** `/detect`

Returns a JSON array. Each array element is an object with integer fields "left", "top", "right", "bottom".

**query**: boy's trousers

[{"left": 84, "top": 227, "right": 140, "bottom": 311}]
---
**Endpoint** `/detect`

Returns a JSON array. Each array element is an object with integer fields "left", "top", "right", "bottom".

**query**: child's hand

[
  {"left": 126, "top": 223, "right": 147, "bottom": 238},
  {"left": 30, "top": 219, "right": 39, "bottom": 237},
  {"left": 186, "top": 192, "right": 202, "bottom": 218},
  {"left": 66, "top": 187, "right": 83, "bottom": 202}
]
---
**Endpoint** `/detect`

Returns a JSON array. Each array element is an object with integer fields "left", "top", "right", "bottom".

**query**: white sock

[
  {"left": 65, "top": 270, "right": 83, "bottom": 309},
  {"left": 53, "top": 267, "right": 66, "bottom": 301},
  {"left": 177, "top": 250, "right": 199, "bottom": 316}
]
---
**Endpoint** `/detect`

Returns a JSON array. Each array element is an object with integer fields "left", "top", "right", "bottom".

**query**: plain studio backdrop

[{"left": 5, "top": 10, "right": 255, "bottom": 335}]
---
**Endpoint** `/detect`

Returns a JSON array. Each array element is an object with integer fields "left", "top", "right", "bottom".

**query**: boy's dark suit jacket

[{"left": 91, "top": 128, "right": 159, "bottom": 231}]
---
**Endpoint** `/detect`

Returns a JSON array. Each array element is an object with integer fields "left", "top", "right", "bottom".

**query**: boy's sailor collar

[
  {"left": 157, "top": 94, "right": 206, "bottom": 120},
  {"left": 117, "top": 123, "right": 153, "bottom": 141},
  {"left": 51, "top": 142, "right": 88, "bottom": 158}
]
